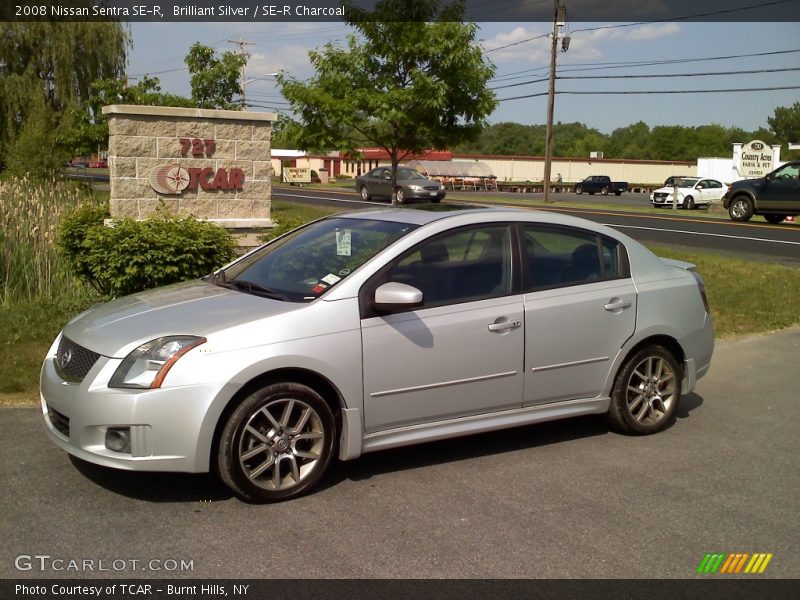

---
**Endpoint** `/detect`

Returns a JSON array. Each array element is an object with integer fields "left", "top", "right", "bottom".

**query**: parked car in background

[
  {"left": 650, "top": 178, "right": 726, "bottom": 210},
  {"left": 41, "top": 207, "right": 713, "bottom": 502},
  {"left": 89, "top": 159, "right": 108, "bottom": 169},
  {"left": 356, "top": 167, "right": 445, "bottom": 203},
  {"left": 723, "top": 161, "right": 800, "bottom": 223},
  {"left": 663, "top": 175, "right": 693, "bottom": 188},
  {"left": 574, "top": 176, "right": 628, "bottom": 196}
]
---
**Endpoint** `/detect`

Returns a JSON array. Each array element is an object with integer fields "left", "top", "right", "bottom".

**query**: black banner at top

[{"left": 3, "top": 0, "right": 800, "bottom": 22}]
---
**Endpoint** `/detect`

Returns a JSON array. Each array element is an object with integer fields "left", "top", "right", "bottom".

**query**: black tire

[
  {"left": 431, "top": 196, "right": 441, "bottom": 203},
  {"left": 614, "top": 191, "right": 622, "bottom": 196},
  {"left": 360, "top": 186, "right": 372, "bottom": 201},
  {"left": 395, "top": 187, "right": 406, "bottom": 204},
  {"left": 217, "top": 382, "right": 336, "bottom": 502},
  {"left": 684, "top": 196, "right": 695, "bottom": 210},
  {"left": 764, "top": 214, "right": 784, "bottom": 224},
  {"left": 575, "top": 186, "right": 583, "bottom": 195},
  {"left": 607, "top": 345, "right": 681, "bottom": 435},
  {"left": 601, "top": 186, "right": 609, "bottom": 196},
  {"left": 728, "top": 195, "right": 754, "bottom": 222}
]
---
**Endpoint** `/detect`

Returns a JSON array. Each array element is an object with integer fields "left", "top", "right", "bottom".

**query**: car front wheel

[
  {"left": 607, "top": 346, "right": 681, "bottom": 435},
  {"left": 728, "top": 196, "right": 754, "bottom": 222},
  {"left": 601, "top": 186, "right": 609, "bottom": 196},
  {"left": 217, "top": 383, "right": 336, "bottom": 502},
  {"left": 575, "top": 186, "right": 583, "bottom": 195},
  {"left": 395, "top": 188, "right": 406, "bottom": 204},
  {"left": 360, "top": 186, "right": 372, "bottom": 201},
  {"left": 684, "top": 196, "right": 695, "bottom": 210}
]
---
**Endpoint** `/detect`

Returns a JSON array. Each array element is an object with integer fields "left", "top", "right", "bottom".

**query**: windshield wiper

[{"left": 226, "top": 279, "right": 289, "bottom": 301}]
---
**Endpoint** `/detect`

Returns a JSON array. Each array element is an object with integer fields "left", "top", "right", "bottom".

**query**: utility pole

[
  {"left": 228, "top": 34, "right": 255, "bottom": 109},
  {"left": 543, "top": 1, "right": 567, "bottom": 203}
]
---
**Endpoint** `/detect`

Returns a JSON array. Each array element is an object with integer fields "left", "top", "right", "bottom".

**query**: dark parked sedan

[{"left": 356, "top": 167, "right": 445, "bottom": 203}]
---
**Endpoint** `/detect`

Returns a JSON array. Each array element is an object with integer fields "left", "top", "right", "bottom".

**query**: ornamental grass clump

[{"left": 0, "top": 178, "right": 98, "bottom": 304}]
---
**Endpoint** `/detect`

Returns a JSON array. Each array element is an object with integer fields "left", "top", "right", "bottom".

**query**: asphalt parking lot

[{"left": 1, "top": 328, "right": 798, "bottom": 580}]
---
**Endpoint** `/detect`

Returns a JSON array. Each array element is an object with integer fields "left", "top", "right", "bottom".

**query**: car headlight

[
  {"left": 408, "top": 185, "right": 424, "bottom": 191},
  {"left": 109, "top": 336, "right": 206, "bottom": 389}
]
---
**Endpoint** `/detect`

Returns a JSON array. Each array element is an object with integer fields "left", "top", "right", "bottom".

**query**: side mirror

[
  {"left": 384, "top": 172, "right": 391, "bottom": 180},
  {"left": 373, "top": 282, "right": 423, "bottom": 311},
  {"left": 765, "top": 172, "right": 774, "bottom": 182}
]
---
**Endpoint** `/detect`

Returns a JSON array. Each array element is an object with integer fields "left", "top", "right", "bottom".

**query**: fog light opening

[{"left": 105, "top": 428, "right": 131, "bottom": 453}]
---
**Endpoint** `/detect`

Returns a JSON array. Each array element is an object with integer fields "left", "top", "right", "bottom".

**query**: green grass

[
  {"left": 648, "top": 246, "right": 800, "bottom": 338},
  {"left": 1, "top": 200, "right": 797, "bottom": 402},
  {"left": 0, "top": 297, "right": 98, "bottom": 395}
]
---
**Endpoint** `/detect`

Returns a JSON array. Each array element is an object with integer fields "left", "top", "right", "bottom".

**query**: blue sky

[{"left": 128, "top": 21, "right": 800, "bottom": 135}]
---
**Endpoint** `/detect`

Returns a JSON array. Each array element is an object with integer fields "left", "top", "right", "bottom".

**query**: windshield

[
  {"left": 218, "top": 217, "right": 417, "bottom": 302},
  {"left": 667, "top": 178, "right": 698, "bottom": 187},
  {"left": 397, "top": 168, "right": 426, "bottom": 180}
]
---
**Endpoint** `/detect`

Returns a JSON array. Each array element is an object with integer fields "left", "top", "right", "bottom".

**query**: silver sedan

[{"left": 41, "top": 207, "right": 714, "bottom": 502}]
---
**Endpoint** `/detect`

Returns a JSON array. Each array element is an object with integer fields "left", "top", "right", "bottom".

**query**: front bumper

[
  {"left": 40, "top": 355, "right": 224, "bottom": 473},
  {"left": 406, "top": 189, "right": 446, "bottom": 201}
]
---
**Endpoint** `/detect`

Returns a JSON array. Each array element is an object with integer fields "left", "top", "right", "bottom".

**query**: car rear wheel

[
  {"left": 575, "top": 186, "right": 583, "bottom": 195},
  {"left": 728, "top": 196, "right": 754, "bottom": 222},
  {"left": 394, "top": 188, "right": 406, "bottom": 204},
  {"left": 684, "top": 196, "right": 695, "bottom": 210},
  {"left": 764, "top": 214, "right": 784, "bottom": 224},
  {"left": 601, "top": 186, "right": 609, "bottom": 196},
  {"left": 217, "top": 383, "right": 336, "bottom": 502},
  {"left": 607, "top": 346, "right": 681, "bottom": 435},
  {"left": 360, "top": 186, "right": 372, "bottom": 201}
]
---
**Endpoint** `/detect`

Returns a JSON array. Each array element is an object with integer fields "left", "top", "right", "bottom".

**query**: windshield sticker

[
  {"left": 339, "top": 268, "right": 350, "bottom": 276},
  {"left": 336, "top": 230, "right": 352, "bottom": 256},
  {"left": 312, "top": 283, "right": 328, "bottom": 294},
  {"left": 321, "top": 273, "right": 341, "bottom": 285}
]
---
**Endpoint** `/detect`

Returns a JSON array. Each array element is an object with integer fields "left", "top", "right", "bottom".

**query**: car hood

[
  {"left": 62, "top": 280, "right": 304, "bottom": 357},
  {"left": 399, "top": 178, "right": 440, "bottom": 186},
  {"left": 731, "top": 176, "right": 765, "bottom": 188}
]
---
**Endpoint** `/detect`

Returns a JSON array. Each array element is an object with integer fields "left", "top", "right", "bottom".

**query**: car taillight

[{"left": 690, "top": 271, "right": 710, "bottom": 314}]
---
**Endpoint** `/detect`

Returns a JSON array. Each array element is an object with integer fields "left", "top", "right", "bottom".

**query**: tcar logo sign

[
  {"left": 149, "top": 164, "right": 246, "bottom": 195},
  {"left": 149, "top": 136, "right": 246, "bottom": 195}
]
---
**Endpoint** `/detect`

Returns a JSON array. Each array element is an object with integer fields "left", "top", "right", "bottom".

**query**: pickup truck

[
  {"left": 723, "top": 160, "right": 800, "bottom": 223},
  {"left": 574, "top": 176, "right": 628, "bottom": 196}
]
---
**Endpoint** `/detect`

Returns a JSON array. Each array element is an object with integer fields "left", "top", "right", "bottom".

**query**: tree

[
  {"left": 0, "top": 20, "right": 128, "bottom": 176},
  {"left": 278, "top": 0, "right": 497, "bottom": 203},
  {"left": 768, "top": 102, "right": 800, "bottom": 144},
  {"left": 66, "top": 76, "right": 197, "bottom": 157},
  {"left": 185, "top": 43, "right": 247, "bottom": 109}
]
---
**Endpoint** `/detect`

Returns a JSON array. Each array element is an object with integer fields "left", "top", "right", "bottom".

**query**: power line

[
  {"left": 483, "top": 33, "right": 550, "bottom": 54},
  {"left": 498, "top": 85, "right": 800, "bottom": 102},
  {"left": 491, "top": 65, "right": 800, "bottom": 90},
  {"left": 490, "top": 47, "right": 800, "bottom": 82}
]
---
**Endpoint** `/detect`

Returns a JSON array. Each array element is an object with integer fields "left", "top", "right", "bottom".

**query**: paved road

[
  {"left": 274, "top": 186, "right": 800, "bottom": 266},
  {"left": 2, "top": 328, "right": 798, "bottom": 579}
]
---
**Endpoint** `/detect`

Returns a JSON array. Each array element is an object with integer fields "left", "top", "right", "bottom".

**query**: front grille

[
  {"left": 654, "top": 192, "right": 669, "bottom": 200},
  {"left": 48, "top": 407, "right": 70, "bottom": 438},
  {"left": 55, "top": 336, "right": 100, "bottom": 381},
  {"left": 423, "top": 185, "right": 440, "bottom": 191}
]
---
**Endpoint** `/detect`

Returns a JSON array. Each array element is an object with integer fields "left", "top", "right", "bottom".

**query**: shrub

[{"left": 59, "top": 211, "right": 238, "bottom": 297}]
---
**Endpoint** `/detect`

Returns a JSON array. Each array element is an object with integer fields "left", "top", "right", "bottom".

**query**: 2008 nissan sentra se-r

[{"left": 41, "top": 206, "right": 714, "bottom": 502}]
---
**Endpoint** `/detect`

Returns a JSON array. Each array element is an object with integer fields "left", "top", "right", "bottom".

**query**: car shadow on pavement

[
  {"left": 69, "top": 455, "right": 233, "bottom": 503},
  {"left": 675, "top": 392, "right": 704, "bottom": 419},
  {"left": 324, "top": 414, "right": 609, "bottom": 487},
  {"left": 325, "top": 394, "right": 705, "bottom": 487}
]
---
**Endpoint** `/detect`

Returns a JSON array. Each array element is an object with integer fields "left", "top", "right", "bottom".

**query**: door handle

[
  {"left": 604, "top": 299, "right": 631, "bottom": 311},
  {"left": 488, "top": 319, "right": 521, "bottom": 332}
]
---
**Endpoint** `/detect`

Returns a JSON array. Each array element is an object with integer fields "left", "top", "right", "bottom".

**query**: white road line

[{"left": 605, "top": 223, "right": 800, "bottom": 246}]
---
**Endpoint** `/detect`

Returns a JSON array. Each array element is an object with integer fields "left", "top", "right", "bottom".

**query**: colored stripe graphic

[{"left": 698, "top": 553, "right": 774, "bottom": 574}]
